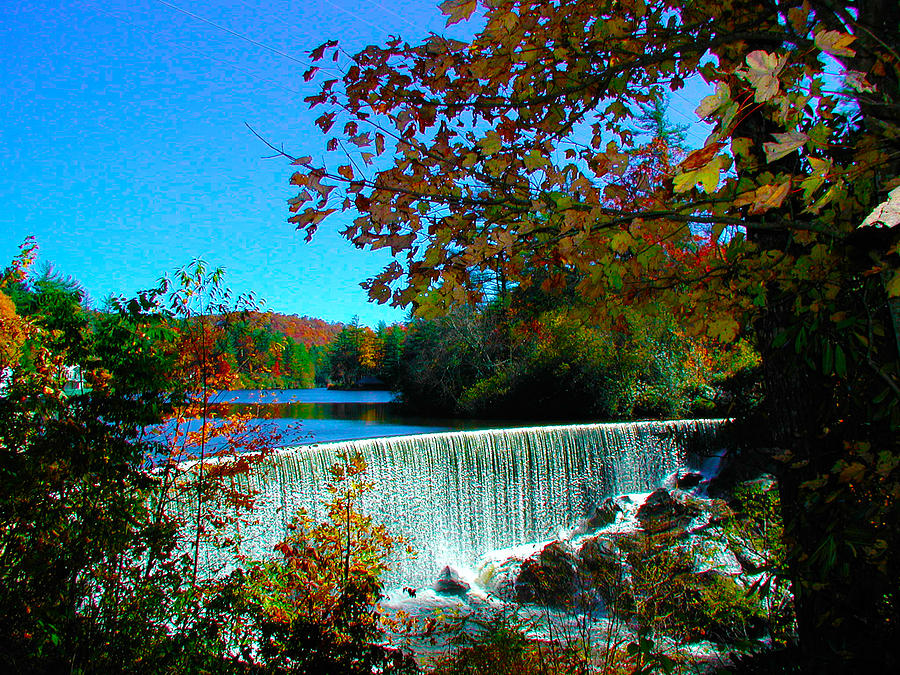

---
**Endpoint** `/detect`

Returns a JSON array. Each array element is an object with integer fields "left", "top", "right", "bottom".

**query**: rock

[
  {"left": 476, "top": 556, "right": 521, "bottom": 601},
  {"left": 515, "top": 541, "right": 579, "bottom": 606},
  {"left": 570, "top": 497, "right": 624, "bottom": 537},
  {"left": 673, "top": 470, "right": 705, "bottom": 490},
  {"left": 636, "top": 488, "right": 701, "bottom": 535},
  {"left": 432, "top": 565, "right": 470, "bottom": 595},
  {"left": 578, "top": 535, "right": 625, "bottom": 604}
]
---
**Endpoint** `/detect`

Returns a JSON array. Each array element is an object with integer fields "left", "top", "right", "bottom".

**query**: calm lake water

[{"left": 222, "top": 388, "right": 513, "bottom": 446}]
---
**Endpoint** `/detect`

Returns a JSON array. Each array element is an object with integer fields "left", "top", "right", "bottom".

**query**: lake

[{"left": 222, "top": 388, "right": 517, "bottom": 446}]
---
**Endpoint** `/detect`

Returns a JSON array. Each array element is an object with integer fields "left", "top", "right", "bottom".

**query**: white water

[{"left": 186, "top": 420, "right": 724, "bottom": 586}]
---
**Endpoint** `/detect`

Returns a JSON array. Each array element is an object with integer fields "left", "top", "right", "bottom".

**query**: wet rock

[
  {"left": 433, "top": 565, "right": 470, "bottom": 595},
  {"left": 673, "top": 470, "right": 705, "bottom": 490},
  {"left": 571, "top": 497, "right": 624, "bottom": 537},
  {"left": 636, "top": 488, "right": 701, "bottom": 535},
  {"left": 578, "top": 535, "right": 625, "bottom": 603},
  {"left": 476, "top": 556, "right": 521, "bottom": 601},
  {"left": 515, "top": 541, "right": 579, "bottom": 606}
]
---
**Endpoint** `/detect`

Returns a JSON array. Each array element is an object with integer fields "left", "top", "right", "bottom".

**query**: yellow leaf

[
  {"left": 814, "top": 30, "right": 856, "bottom": 58},
  {"left": 764, "top": 131, "right": 808, "bottom": 163},
  {"left": 695, "top": 83, "right": 731, "bottom": 118},
  {"left": 749, "top": 180, "right": 791, "bottom": 214},
  {"left": 674, "top": 155, "right": 723, "bottom": 193}
]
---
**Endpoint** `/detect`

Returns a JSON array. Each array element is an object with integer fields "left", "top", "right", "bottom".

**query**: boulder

[
  {"left": 578, "top": 535, "right": 625, "bottom": 604},
  {"left": 570, "top": 497, "right": 625, "bottom": 537},
  {"left": 672, "top": 470, "right": 705, "bottom": 491},
  {"left": 636, "top": 488, "right": 701, "bottom": 535},
  {"left": 515, "top": 541, "right": 579, "bottom": 606},
  {"left": 432, "top": 565, "right": 470, "bottom": 595}
]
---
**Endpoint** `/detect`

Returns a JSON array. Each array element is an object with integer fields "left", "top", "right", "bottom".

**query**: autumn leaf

[
  {"left": 695, "top": 83, "right": 731, "bottom": 118},
  {"left": 740, "top": 50, "right": 788, "bottom": 103},
  {"left": 838, "top": 461, "right": 866, "bottom": 483},
  {"left": 674, "top": 155, "right": 725, "bottom": 193},
  {"left": 859, "top": 186, "right": 900, "bottom": 228},
  {"left": 749, "top": 180, "right": 791, "bottom": 214},
  {"left": 845, "top": 70, "right": 876, "bottom": 93},
  {"left": 524, "top": 148, "right": 548, "bottom": 170},
  {"left": 439, "top": 0, "right": 477, "bottom": 26},
  {"left": 679, "top": 142, "right": 724, "bottom": 171},
  {"left": 338, "top": 165, "right": 354, "bottom": 181},
  {"left": 886, "top": 271, "right": 900, "bottom": 298},
  {"left": 288, "top": 207, "right": 337, "bottom": 229},
  {"left": 478, "top": 131, "right": 502, "bottom": 155},
  {"left": 708, "top": 316, "right": 741, "bottom": 342},
  {"left": 815, "top": 30, "right": 856, "bottom": 58},
  {"left": 764, "top": 131, "right": 808, "bottom": 163}
]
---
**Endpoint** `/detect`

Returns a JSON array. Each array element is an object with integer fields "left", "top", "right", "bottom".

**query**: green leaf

[
  {"left": 524, "top": 148, "right": 548, "bottom": 170},
  {"left": 834, "top": 344, "right": 847, "bottom": 377},
  {"left": 822, "top": 341, "right": 833, "bottom": 374}
]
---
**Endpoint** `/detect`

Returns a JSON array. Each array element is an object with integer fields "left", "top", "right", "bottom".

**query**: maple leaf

[
  {"left": 764, "top": 131, "right": 808, "bottom": 163},
  {"left": 845, "top": 70, "right": 876, "bottom": 94},
  {"left": 288, "top": 207, "right": 337, "bottom": 229},
  {"left": 708, "top": 316, "right": 741, "bottom": 342},
  {"left": 674, "top": 156, "right": 725, "bottom": 193},
  {"left": 478, "top": 131, "right": 502, "bottom": 155},
  {"left": 749, "top": 181, "right": 792, "bottom": 214},
  {"left": 679, "top": 142, "right": 724, "bottom": 172},
  {"left": 859, "top": 186, "right": 900, "bottom": 228},
  {"left": 695, "top": 83, "right": 731, "bottom": 118},
  {"left": 439, "top": 0, "right": 477, "bottom": 26},
  {"left": 739, "top": 50, "right": 788, "bottom": 103},
  {"left": 815, "top": 30, "right": 856, "bottom": 58}
]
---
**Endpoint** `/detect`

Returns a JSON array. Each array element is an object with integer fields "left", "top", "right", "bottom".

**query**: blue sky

[{"left": 1, "top": 0, "right": 709, "bottom": 326}]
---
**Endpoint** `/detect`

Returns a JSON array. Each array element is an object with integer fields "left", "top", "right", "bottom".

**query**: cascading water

[{"left": 185, "top": 419, "right": 724, "bottom": 587}]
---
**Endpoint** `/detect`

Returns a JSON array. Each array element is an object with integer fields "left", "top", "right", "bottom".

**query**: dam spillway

[{"left": 194, "top": 419, "right": 725, "bottom": 586}]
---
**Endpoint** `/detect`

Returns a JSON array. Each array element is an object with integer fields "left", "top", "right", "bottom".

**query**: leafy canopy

[{"left": 285, "top": 0, "right": 898, "bottom": 345}]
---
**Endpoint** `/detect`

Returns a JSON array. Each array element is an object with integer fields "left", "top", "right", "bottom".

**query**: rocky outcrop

[
  {"left": 570, "top": 495, "right": 630, "bottom": 536},
  {"left": 636, "top": 487, "right": 702, "bottom": 534},
  {"left": 433, "top": 565, "right": 470, "bottom": 595},
  {"left": 514, "top": 541, "right": 580, "bottom": 606}
]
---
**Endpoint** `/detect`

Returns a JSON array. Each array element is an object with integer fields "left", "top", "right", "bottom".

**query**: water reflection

[{"left": 220, "top": 389, "right": 514, "bottom": 445}]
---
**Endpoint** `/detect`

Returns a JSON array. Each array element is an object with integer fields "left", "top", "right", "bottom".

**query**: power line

[
  {"left": 152, "top": 0, "right": 324, "bottom": 71},
  {"left": 319, "top": 0, "right": 394, "bottom": 38},
  {"left": 361, "top": 0, "right": 421, "bottom": 32},
  {"left": 85, "top": 1, "right": 304, "bottom": 96}
]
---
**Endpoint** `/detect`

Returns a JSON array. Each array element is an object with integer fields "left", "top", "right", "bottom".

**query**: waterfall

[{"left": 191, "top": 419, "right": 724, "bottom": 587}]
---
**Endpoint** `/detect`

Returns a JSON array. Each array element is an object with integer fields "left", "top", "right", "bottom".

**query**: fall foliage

[{"left": 285, "top": 0, "right": 899, "bottom": 669}]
